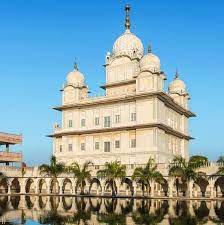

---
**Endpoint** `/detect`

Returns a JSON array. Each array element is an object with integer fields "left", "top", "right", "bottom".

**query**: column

[
  {"left": 188, "top": 181, "right": 193, "bottom": 198},
  {"left": 150, "top": 181, "right": 155, "bottom": 197},
  {"left": 168, "top": 179, "right": 174, "bottom": 197}
]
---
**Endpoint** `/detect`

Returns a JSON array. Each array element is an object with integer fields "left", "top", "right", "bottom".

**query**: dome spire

[
  {"left": 125, "top": 4, "right": 131, "bottom": 31},
  {"left": 175, "top": 68, "right": 179, "bottom": 79},
  {"left": 74, "top": 58, "right": 78, "bottom": 71},
  {"left": 148, "top": 43, "right": 152, "bottom": 53}
]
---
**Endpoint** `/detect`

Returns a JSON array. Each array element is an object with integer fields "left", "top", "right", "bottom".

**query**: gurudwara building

[{"left": 50, "top": 5, "right": 195, "bottom": 166}]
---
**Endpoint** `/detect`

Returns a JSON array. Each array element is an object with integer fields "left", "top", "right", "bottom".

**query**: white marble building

[{"left": 50, "top": 5, "right": 195, "bottom": 166}]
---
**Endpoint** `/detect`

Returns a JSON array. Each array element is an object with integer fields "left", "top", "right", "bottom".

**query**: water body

[{"left": 0, "top": 195, "right": 223, "bottom": 224}]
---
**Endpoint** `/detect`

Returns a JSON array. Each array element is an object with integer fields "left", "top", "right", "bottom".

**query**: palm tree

[
  {"left": 169, "top": 155, "right": 208, "bottom": 197},
  {"left": 97, "top": 161, "right": 126, "bottom": 197},
  {"left": 68, "top": 161, "right": 92, "bottom": 195},
  {"left": 216, "top": 156, "right": 224, "bottom": 175},
  {"left": 132, "top": 158, "right": 164, "bottom": 197},
  {"left": 39, "top": 155, "right": 65, "bottom": 193}
]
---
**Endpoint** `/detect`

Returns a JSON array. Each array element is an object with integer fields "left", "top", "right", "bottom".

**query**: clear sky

[{"left": 0, "top": 0, "right": 224, "bottom": 165}]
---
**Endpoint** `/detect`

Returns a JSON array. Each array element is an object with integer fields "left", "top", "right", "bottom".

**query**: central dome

[{"left": 112, "top": 30, "right": 144, "bottom": 59}]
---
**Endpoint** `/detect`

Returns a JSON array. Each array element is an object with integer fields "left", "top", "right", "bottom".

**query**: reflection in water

[{"left": 0, "top": 195, "right": 223, "bottom": 225}]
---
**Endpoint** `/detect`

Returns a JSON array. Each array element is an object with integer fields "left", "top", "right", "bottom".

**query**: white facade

[{"left": 51, "top": 5, "right": 195, "bottom": 166}]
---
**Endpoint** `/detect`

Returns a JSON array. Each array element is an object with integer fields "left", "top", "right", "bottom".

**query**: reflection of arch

[
  {"left": 38, "top": 196, "right": 47, "bottom": 209},
  {"left": 89, "top": 198, "right": 102, "bottom": 212},
  {"left": 38, "top": 179, "right": 47, "bottom": 194},
  {"left": 50, "top": 196, "right": 60, "bottom": 210},
  {"left": 121, "top": 178, "right": 134, "bottom": 195},
  {"left": 11, "top": 178, "right": 20, "bottom": 193},
  {"left": 25, "top": 196, "right": 34, "bottom": 209},
  {"left": 50, "top": 179, "right": 59, "bottom": 194},
  {"left": 214, "top": 201, "right": 224, "bottom": 221},
  {"left": 104, "top": 198, "right": 117, "bottom": 213},
  {"left": 0, "top": 196, "right": 8, "bottom": 212},
  {"left": 25, "top": 178, "right": 35, "bottom": 193},
  {"left": 193, "top": 201, "right": 209, "bottom": 219},
  {"left": 62, "top": 178, "right": 72, "bottom": 194},
  {"left": 10, "top": 196, "right": 20, "bottom": 209},
  {"left": 89, "top": 178, "right": 102, "bottom": 194},
  {"left": 194, "top": 177, "right": 209, "bottom": 197},
  {"left": 0, "top": 178, "right": 8, "bottom": 193},
  {"left": 215, "top": 177, "right": 224, "bottom": 197},
  {"left": 62, "top": 197, "right": 72, "bottom": 210}
]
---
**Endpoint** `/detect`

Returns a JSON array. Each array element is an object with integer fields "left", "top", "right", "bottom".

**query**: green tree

[
  {"left": 97, "top": 161, "right": 126, "bottom": 197},
  {"left": 169, "top": 155, "right": 208, "bottom": 197},
  {"left": 68, "top": 161, "right": 92, "bottom": 195},
  {"left": 39, "top": 155, "right": 65, "bottom": 193},
  {"left": 132, "top": 158, "right": 164, "bottom": 196},
  {"left": 217, "top": 156, "right": 224, "bottom": 175}
]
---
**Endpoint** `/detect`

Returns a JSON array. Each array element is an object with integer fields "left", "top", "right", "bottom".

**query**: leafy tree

[
  {"left": 132, "top": 158, "right": 164, "bottom": 196},
  {"left": 39, "top": 155, "right": 65, "bottom": 178},
  {"left": 216, "top": 156, "right": 224, "bottom": 175},
  {"left": 68, "top": 161, "right": 92, "bottom": 195},
  {"left": 169, "top": 155, "right": 208, "bottom": 196},
  {"left": 97, "top": 161, "right": 126, "bottom": 197},
  {"left": 39, "top": 155, "right": 65, "bottom": 194}
]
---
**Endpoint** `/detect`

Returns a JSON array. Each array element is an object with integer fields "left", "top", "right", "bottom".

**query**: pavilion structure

[{"left": 0, "top": 132, "right": 22, "bottom": 166}]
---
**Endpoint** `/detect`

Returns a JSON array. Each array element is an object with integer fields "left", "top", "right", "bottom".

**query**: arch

[
  {"left": 0, "top": 178, "right": 8, "bottom": 194},
  {"left": 62, "top": 178, "right": 73, "bottom": 194},
  {"left": 159, "top": 179, "right": 168, "bottom": 197},
  {"left": 25, "top": 178, "right": 35, "bottom": 193},
  {"left": 194, "top": 177, "right": 209, "bottom": 197},
  {"left": 175, "top": 178, "right": 187, "bottom": 197},
  {"left": 214, "top": 176, "right": 224, "bottom": 197},
  {"left": 121, "top": 177, "right": 134, "bottom": 196},
  {"left": 10, "top": 178, "right": 20, "bottom": 193},
  {"left": 50, "top": 179, "right": 60, "bottom": 194},
  {"left": 89, "top": 178, "right": 102, "bottom": 195},
  {"left": 38, "top": 179, "right": 47, "bottom": 194}
]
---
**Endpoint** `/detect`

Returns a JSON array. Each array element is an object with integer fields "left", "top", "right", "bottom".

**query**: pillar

[
  {"left": 150, "top": 181, "right": 155, "bottom": 197},
  {"left": 188, "top": 181, "right": 193, "bottom": 198},
  {"left": 168, "top": 179, "right": 174, "bottom": 198}
]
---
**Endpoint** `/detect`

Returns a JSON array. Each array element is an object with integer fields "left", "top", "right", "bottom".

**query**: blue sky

[{"left": 0, "top": 0, "right": 224, "bottom": 165}]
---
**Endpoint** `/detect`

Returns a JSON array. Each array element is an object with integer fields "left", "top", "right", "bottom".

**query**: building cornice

[
  {"left": 48, "top": 123, "right": 193, "bottom": 140},
  {"left": 53, "top": 91, "right": 196, "bottom": 118},
  {"left": 100, "top": 79, "right": 136, "bottom": 90}
]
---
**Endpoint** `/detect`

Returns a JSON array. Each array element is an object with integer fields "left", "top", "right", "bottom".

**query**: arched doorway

[
  {"left": 0, "top": 178, "right": 8, "bottom": 193},
  {"left": 62, "top": 178, "right": 73, "bottom": 194},
  {"left": 25, "top": 178, "right": 35, "bottom": 193},
  {"left": 121, "top": 178, "right": 134, "bottom": 196},
  {"left": 10, "top": 178, "right": 20, "bottom": 193},
  {"left": 214, "top": 177, "right": 224, "bottom": 197},
  {"left": 38, "top": 179, "right": 47, "bottom": 194},
  {"left": 89, "top": 178, "right": 102, "bottom": 195},
  {"left": 50, "top": 179, "right": 60, "bottom": 194},
  {"left": 194, "top": 177, "right": 209, "bottom": 197}
]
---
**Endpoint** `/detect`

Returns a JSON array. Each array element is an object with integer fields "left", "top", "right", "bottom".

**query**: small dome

[
  {"left": 112, "top": 30, "right": 144, "bottom": 59},
  {"left": 67, "top": 67, "right": 84, "bottom": 86},
  {"left": 140, "top": 47, "right": 160, "bottom": 72},
  {"left": 169, "top": 72, "right": 187, "bottom": 95}
]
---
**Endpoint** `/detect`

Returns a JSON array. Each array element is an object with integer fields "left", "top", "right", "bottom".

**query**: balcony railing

[
  {"left": 0, "top": 132, "right": 22, "bottom": 144},
  {"left": 0, "top": 151, "right": 22, "bottom": 162}
]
